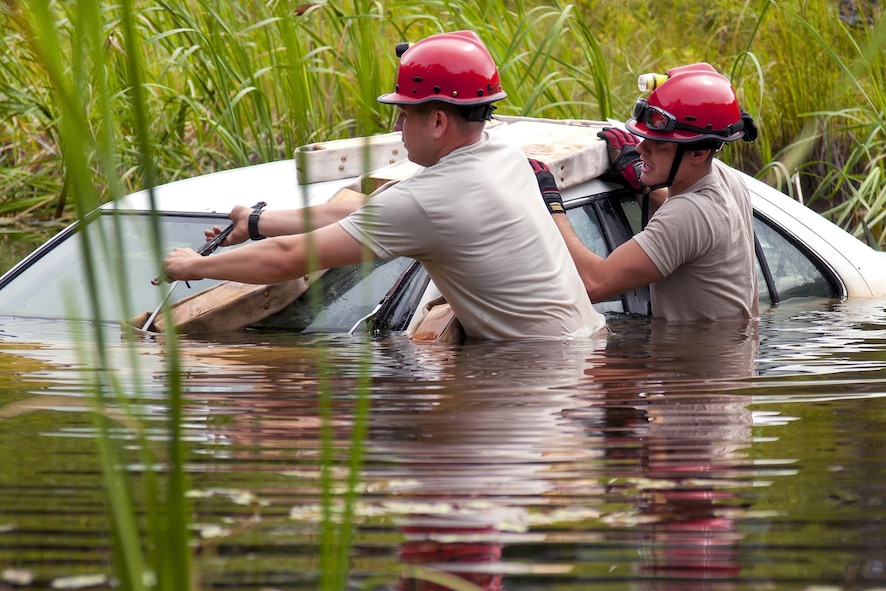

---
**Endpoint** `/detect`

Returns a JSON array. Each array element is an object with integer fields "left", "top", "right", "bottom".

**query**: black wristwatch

[{"left": 248, "top": 209, "right": 265, "bottom": 240}]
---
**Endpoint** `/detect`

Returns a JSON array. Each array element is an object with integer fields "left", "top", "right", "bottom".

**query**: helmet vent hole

[
  {"left": 477, "top": 89, "right": 484, "bottom": 96},
  {"left": 433, "top": 86, "right": 440, "bottom": 93},
  {"left": 413, "top": 76, "right": 423, "bottom": 82}
]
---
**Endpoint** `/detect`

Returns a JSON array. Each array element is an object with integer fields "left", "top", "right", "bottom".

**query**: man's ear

[
  {"left": 687, "top": 148, "right": 714, "bottom": 163},
  {"left": 431, "top": 108, "right": 448, "bottom": 138}
]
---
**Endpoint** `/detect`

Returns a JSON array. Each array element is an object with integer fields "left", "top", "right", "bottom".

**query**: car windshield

[
  {"left": 256, "top": 256, "right": 418, "bottom": 334},
  {"left": 0, "top": 210, "right": 420, "bottom": 334},
  {"left": 0, "top": 211, "right": 234, "bottom": 322}
]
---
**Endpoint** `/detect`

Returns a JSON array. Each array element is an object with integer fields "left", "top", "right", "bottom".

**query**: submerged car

[{"left": 0, "top": 116, "right": 883, "bottom": 338}]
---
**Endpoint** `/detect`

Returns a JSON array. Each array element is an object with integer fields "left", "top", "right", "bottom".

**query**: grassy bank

[{"left": 2, "top": 1, "right": 884, "bottom": 243}]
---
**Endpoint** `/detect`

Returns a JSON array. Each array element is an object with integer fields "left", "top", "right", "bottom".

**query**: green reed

[
  {"left": 15, "top": 0, "right": 193, "bottom": 588},
  {"left": 792, "top": 14, "right": 885, "bottom": 245},
  {"left": 3, "top": 0, "right": 886, "bottom": 587},
  {"left": 3, "top": 1, "right": 884, "bottom": 243}
]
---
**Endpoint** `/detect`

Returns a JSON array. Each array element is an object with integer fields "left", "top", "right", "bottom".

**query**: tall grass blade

[{"left": 17, "top": 1, "right": 149, "bottom": 588}]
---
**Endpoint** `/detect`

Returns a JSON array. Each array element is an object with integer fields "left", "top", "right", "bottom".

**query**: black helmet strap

[
  {"left": 457, "top": 103, "right": 497, "bottom": 122},
  {"left": 644, "top": 144, "right": 687, "bottom": 193}
]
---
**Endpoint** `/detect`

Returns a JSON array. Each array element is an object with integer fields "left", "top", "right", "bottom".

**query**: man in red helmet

[
  {"left": 163, "top": 31, "right": 606, "bottom": 340},
  {"left": 535, "top": 63, "right": 759, "bottom": 322}
]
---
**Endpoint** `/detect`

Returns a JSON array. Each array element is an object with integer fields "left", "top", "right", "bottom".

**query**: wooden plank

[
  {"left": 153, "top": 274, "right": 322, "bottom": 333},
  {"left": 361, "top": 119, "right": 610, "bottom": 193},
  {"left": 493, "top": 120, "right": 611, "bottom": 188},
  {"left": 409, "top": 302, "right": 464, "bottom": 344},
  {"left": 295, "top": 132, "right": 407, "bottom": 185}
]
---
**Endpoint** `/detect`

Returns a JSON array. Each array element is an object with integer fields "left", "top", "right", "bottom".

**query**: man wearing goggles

[{"left": 534, "top": 63, "right": 759, "bottom": 322}]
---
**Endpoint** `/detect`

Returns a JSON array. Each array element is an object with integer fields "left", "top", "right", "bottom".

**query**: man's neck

[
  {"left": 668, "top": 162, "right": 713, "bottom": 196},
  {"left": 430, "top": 129, "right": 484, "bottom": 166}
]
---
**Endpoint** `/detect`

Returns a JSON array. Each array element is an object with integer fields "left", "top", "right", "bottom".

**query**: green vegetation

[
  {"left": 1, "top": 0, "right": 884, "bottom": 244},
  {"left": 1, "top": 1, "right": 884, "bottom": 589}
]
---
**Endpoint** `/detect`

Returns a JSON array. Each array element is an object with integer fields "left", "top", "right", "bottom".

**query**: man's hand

[
  {"left": 203, "top": 205, "right": 254, "bottom": 246},
  {"left": 163, "top": 248, "right": 205, "bottom": 282},
  {"left": 528, "top": 158, "right": 565, "bottom": 215},
  {"left": 596, "top": 127, "right": 644, "bottom": 192}
]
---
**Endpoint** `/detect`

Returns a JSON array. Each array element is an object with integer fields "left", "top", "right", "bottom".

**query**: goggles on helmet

[
  {"left": 632, "top": 99, "right": 680, "bottom": 131},
  {"left": 632, "top": 98, "right": 745, "bottom": 138}
]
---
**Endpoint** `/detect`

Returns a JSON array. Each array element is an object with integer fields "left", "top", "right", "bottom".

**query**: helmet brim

[
  {"left": 625, "top": 118, "right": 744, "bottom": 143},
  {"left": 377, "top": 91, "right": 507, "bottom": 107}
]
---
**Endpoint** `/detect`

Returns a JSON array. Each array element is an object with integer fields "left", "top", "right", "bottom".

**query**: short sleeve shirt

[
  {"left": 338, "top": 133, "right": 606, "bottom": 339},
  {"left": 633, "top": 160, "right": 758, "bottom": 321}
]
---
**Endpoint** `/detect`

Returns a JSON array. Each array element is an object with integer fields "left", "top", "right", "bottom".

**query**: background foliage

[
  {"left": 1, "top": 0, "right": 884, "bottom": 243},
  {"left": 0, "top": 1, "right": 883, "bottom": 588}
]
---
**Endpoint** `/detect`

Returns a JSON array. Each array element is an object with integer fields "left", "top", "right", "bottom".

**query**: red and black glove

[
  {"left": 528, "top": 158, "right": 565, "bottom": 215},
  {"left": 597, "top": 127, "right": 644, "bottom": 192}
]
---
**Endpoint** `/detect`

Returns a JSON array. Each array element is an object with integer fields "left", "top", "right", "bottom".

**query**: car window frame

[
  {"left": 563, "top": 186, "right": 845, "bottom": 316},
  {"left": 752, "top": 209, "right": 845, "bottom": 303},
  {"left": 563, "top": 188, "right": 652, "bottom": 315}
]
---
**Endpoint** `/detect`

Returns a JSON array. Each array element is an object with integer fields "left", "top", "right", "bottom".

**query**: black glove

[
  {"left": 597, "top": 127, "right": 644, "bottom": 192},
  {"left": 528, "top": 158, "right": 565, "bottom": 214}
]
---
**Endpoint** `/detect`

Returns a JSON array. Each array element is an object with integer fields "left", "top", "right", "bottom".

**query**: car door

[{"left": 563, "top": 187, "right": 652, "bottom": 315}]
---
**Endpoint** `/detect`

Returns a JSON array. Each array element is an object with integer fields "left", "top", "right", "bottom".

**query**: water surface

[{"left": 0, "top": 298, "right": 885, "bottom": 590}]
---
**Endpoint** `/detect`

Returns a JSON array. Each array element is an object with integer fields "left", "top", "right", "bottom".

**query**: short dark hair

[
  {"left": 414, "top": 102, "right": 486, "bottom": 131},
  {"left": 685, "top": 139, "right": 724, "bottom": 153}
]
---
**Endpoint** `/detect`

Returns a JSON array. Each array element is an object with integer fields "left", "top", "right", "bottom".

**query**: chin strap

[
  {"left": 639, "top": 145, "right": 687, "bottom": 229},
  {"left": 645, "top": 144, "right": 687, "bottom": 193}
]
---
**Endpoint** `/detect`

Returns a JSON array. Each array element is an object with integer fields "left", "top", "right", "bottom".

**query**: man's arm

[
  {"left": 165, "top": 222, "right": 372, "bottom": 284},
  {"left": 551, "top": 214, "right": 663, "bottom": 303},
  {"left": 529, "top": 156, "right": 664, "bottom": 303},
  {"left": 206, "top": 199, "right": 364, "bottom": 245},
  {"left": 248, "top": 200, "right": 363, "bottom": 238}
]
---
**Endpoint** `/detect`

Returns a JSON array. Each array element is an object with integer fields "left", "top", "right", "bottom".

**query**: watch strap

[{"left": 248, "top": 209, "right": 265, "bottom": 240}]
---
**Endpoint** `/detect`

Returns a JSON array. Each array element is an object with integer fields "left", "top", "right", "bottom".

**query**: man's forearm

[
  {"left": 551, "top": 214, "right": 661, "bottom": 303},
  {"left": 255, "top": 200, "right": 362, "bottom": 238},
  {"left": 165, "top": 236, "right": 310, "bottom": 284}
]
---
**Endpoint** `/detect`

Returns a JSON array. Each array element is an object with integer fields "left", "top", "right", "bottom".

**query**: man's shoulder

[
  {"left": 676, "top": 160, "right": 748, "bottom": 200},
  {"left": 711, "top": 159, "right": 749, "bottom": 189}
]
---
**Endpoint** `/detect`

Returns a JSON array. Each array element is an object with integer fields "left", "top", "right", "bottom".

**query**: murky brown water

[{"left": 0, "top": 296, "right": 885, "bottom": 590}]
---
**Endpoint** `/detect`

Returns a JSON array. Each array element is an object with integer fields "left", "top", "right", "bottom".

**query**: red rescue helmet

[
  {"left": 626, "top": 63, "right": 756, "bottom": 144},
  {"left": 377, "top": 30, "right": 507, "bottom": 110}
]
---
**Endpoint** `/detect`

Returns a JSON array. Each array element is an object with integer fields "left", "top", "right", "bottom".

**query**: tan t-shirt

[
  {"left": 338, "top": 133, "right": 606, "bottom": 340},
  {"left": 633, "top": 159, "right": 758, "bottom": 321}
]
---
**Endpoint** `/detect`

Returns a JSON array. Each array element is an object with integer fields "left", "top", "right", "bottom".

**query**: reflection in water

[
  {"left": 379, "top": 338, "right": 606, "bottom": 591},
  {"left": 572, "top": 319, "right": 757, "bottom": 590},
  {"left": 1, "top": 300, "right": 886, "bottom": 589}
]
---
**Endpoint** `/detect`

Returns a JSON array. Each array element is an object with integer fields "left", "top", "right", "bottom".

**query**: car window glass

[
  {"left": 0, "top": 212, "right": 232, "bottom": 322},
  {"left": 565, "top": 204, "right": 624, "bottom": 313},
  {"left": 753, "top": 216, "right": 835, "bottom": 301},
  {"left": 566, "top": 206, "right": 609, "bottom": 258},
  {"left": 621, "top": 196, "right": 644, "bottom": 235},
  {"left": 257, "top": 257, "right": 415, "bottom": 333}
]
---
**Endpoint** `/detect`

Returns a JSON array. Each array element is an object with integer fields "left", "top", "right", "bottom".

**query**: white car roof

[{"left": 111, "top": 160, "right": 355, "bottom": 214}]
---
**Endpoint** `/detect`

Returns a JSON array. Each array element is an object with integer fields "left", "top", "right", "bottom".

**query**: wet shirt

[
  {"left": 338, "top": 133, "right": 606, "bottom": 340},
  {"left": 633, "top": 159, "right": 758, "bottom": 321}
]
